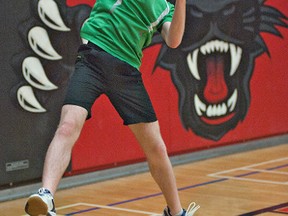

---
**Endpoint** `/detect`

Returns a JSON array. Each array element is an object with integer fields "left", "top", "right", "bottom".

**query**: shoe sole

[{"left": 25, "top": 196, "right": 48, "bottom": 216}]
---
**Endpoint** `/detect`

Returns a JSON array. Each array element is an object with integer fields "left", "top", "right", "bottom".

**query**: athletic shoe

[
  {"left": 163, "top": 202, "right": 200, "bottom": 216},
  {"left": 25, "top": 188, "right": 56, "bottom": 216}
]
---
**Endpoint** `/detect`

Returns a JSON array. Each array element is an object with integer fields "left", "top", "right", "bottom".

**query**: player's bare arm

[{"left": 161, "top": 0, "right": 186, "bottom": 48}]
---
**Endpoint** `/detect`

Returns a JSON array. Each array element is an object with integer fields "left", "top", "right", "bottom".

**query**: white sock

[{"left": 175, "top": 209, "right": 184, "bottom": 216}]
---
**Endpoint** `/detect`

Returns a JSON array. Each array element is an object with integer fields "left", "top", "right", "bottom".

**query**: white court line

[
  {"left": 208, "top": 157, "right": 288, "bottom": 176},
  {"left": 65, "top": 203, "right": 161, "bottom": 215},
  {"left": 60, "top": 202, "right": 161, "bottom": 215},
  {"left": 208, "top": 157, "right": 288, "bottom": 185},
  {"left": 22, "top": 202, "right": 162, "bottom": 216},
  {"left": 242, "top": 167, "right": 288, "bottom": 175},
  {"left": 209, "top": 175, "right": 288, "bottom": 185},
  {"left": 240, "top": 157, "right": 288, "bottom": 169}
]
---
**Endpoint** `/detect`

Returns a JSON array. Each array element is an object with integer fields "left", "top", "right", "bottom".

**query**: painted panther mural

[
  {"left": 154, "top": 0, "right": 288, "bottom": 140},
  {"left": 11, "top": 0, "right": 91, "bottom": 113},
  {"left": 11, "top": 0, "right": 287, "bottom": 141},
  {"left": 1, "top": 0, "right": 92, "bottom": 186}
]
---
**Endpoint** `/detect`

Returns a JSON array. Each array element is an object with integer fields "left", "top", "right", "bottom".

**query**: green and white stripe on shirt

[{"left": 81, "top": 0, "right": 174, "bottom": 69}]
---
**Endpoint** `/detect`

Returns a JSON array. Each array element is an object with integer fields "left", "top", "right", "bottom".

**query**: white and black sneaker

[
  {"left": 25, "top": 188, "right": 56, "bottom": 216},
  {"left": 163, "top": 202, "right": 200, "bottom": 216}
]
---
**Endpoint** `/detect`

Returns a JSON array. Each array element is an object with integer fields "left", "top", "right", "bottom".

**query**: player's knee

[
  {"left": 148, "top": 142, "right": 168, "bottom": 158},
  {"left": 56, "top": 120, "right": 80, "bottom": 138}
]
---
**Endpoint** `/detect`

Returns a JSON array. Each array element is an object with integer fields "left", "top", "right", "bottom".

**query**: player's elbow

[
  {"left": 166, "top": 39, "right": 182, "bottom": 49},
  {"left": 161, "top": 23, "right": 183, "bottom": 48}
]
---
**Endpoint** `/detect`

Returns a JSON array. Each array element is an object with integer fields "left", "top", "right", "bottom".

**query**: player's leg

[
  {"left": 42, "top": 42, "right": 106, "bottom": 194},
  {"left": 42, "top": 104, "right": 88, "bottom": 194},
  {"left": 25, "top": 42, "right": 104, "bottom": 216},
  {"left": 25, "top": 104, "right": 87, "bottom": 216},
  {"left": 105, "top": 58, "right": 184, "bottom": 215},
  {"left": 128, "top": 121, "right": 183, "bottom": 216},
  {"left": 101, "top": 47, "right": 199, "bottom": 215}
]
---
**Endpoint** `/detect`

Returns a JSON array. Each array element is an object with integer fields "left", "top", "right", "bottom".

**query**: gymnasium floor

[{"left": 0, "top": 143, "right": 287, "bottom": 216}]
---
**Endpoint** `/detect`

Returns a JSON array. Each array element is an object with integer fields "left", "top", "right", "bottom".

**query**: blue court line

[
  {"left": 238, "top": 202, "right": 288, "bottom": 216},
  {"left": 235, "top": 163, "right": 288, "bottom": 178},
  {"left": 267, "top": 163, "right": 288, "bottom": 170},
  {"left": 271, "top": 211, "right": 288, "bottom": 215},
  {"left": 65, "top": 163, "right": 288, "bottom": 215},
  {"left": 65, "top": 178, "right": 228, "bottom": 215},
  {"left": 236, "top": 171, "right": 259, "bottom": 177}
]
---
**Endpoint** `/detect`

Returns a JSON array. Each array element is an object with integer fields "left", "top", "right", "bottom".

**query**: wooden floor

[{"left": 0, "top": 143, "right": 287, "bottom": 216}]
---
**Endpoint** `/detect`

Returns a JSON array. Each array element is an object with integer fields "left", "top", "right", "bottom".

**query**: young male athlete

[{"left": 25, "top": 0, "right": 200, "bottom": 215}]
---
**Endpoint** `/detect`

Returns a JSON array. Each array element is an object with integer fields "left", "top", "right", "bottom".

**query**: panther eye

[
  {"left": 190, "top": 6, "right": 203, "bottom": 18},
  {"left": 223, "top": 5, "right": 236, "bottom": 16}
]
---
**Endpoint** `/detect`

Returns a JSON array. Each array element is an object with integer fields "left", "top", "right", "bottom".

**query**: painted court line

[
  {"left": 240, "top": 157, "right": 288, "bottom": 169},
  {"left": 22, "top": 203, "right": 161, "bottom": 216},
  {"left": 22, "top": 158, "right": 288, "bottom": 215},
  {"left": 63, "top": 178, "right": 227, "bottom": 215},
  {"left": 57, "top": 203, "right": 161, "bottom": 215},
  {"left": 239, "top": 202, "right": 288, "bottom": 216},
  {"left": 208, "top": 175, "right": 288, "bottom": 185},
  {"left": 209, "top": 157, "right": 288, "bottom": 176},
  {"left": 208, "top": 157, "right": 288, "bottom": 185},
  {"left": 241, "top": 167, "right": 288, "bottom": 175}
]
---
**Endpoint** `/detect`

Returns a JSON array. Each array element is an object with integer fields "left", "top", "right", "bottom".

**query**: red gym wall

[
  {"left": 0, "top": 0, "right": 287, "bottom": 186},
  {"left": 68, "top": 0, "right": 288, "bottom": 174}
]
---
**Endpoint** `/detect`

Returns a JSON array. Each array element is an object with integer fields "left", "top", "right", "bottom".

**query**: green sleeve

[{"left": 157, "top": 2, "right": 175, "bottom": 32}]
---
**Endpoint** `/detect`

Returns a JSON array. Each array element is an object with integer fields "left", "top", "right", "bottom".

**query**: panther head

[{"left": 154, "top": 0, "right": 288, "bottom": 140}]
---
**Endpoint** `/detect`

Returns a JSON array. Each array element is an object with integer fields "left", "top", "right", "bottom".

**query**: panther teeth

[
  {"left": 194, "top": 89, "right": 238, "bottom": 117},
  {"left": 187, "top": 39, "right": 243, "bottom": 80}
]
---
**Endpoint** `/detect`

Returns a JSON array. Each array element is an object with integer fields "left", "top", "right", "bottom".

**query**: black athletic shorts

[{"left": 63, "top": 42, "right": 157, "bottom": 125}]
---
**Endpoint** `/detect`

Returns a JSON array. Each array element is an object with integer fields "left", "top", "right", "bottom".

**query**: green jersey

[{"left": 80, "top": 0, "right": 174, "bottom": 69}]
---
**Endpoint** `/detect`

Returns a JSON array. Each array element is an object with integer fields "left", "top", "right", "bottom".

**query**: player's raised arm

[{"left": 161, "top": 0, "right": 186, "bottom": 48}]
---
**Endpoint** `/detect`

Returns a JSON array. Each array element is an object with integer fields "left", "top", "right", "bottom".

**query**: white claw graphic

[
  {"left": 38, "top": 0, "right": 70, "bottom": 31},
  {"left": 28, "top": 26, "right": 62, "bottom": 60},
  {"left": 17, "top": 86, "right": 46, "bottom": 113},
  {"left": 22, "top": 57, "right": 58, "bottom": 91}
]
